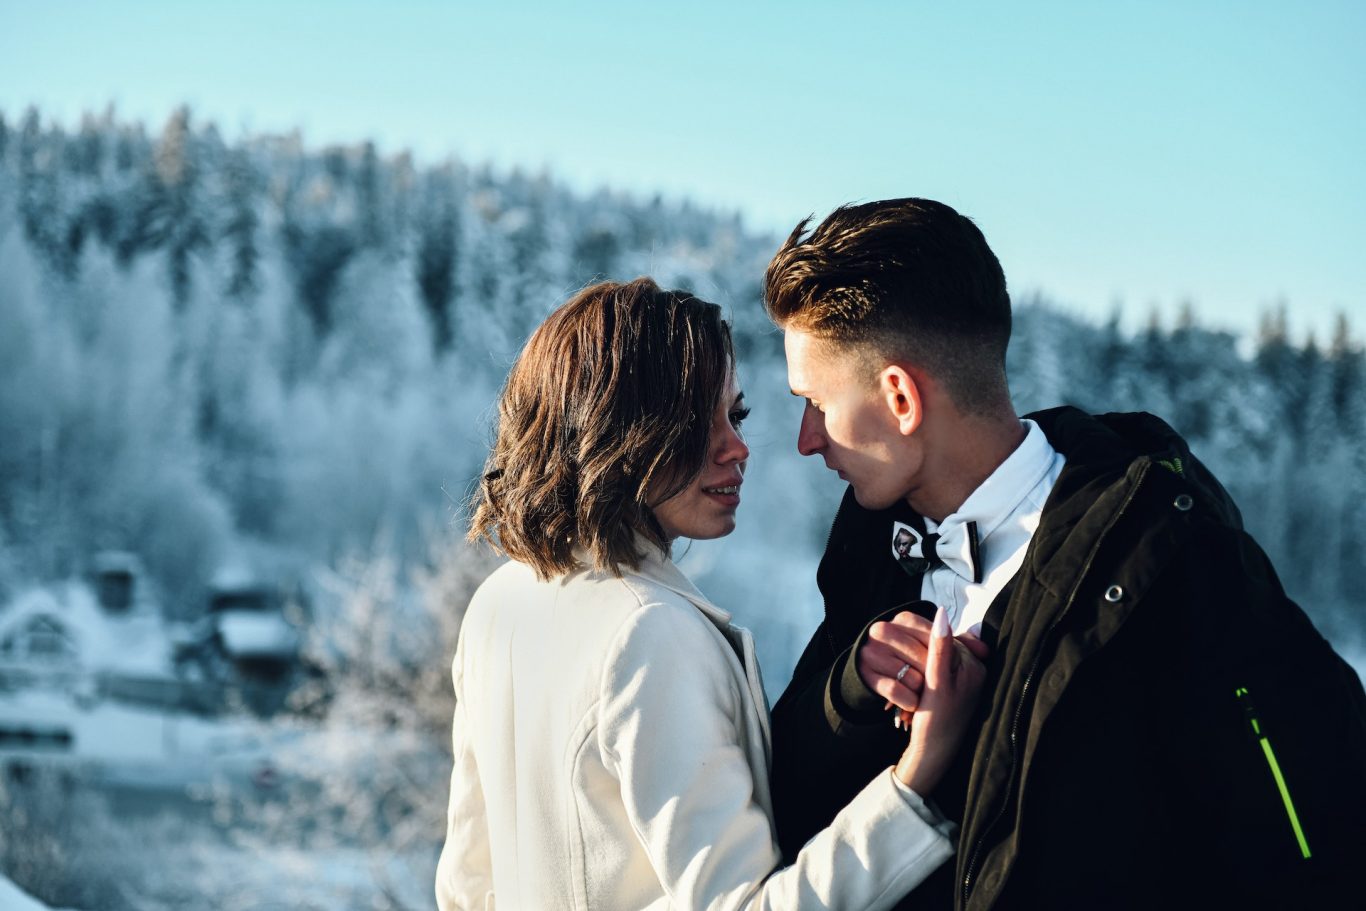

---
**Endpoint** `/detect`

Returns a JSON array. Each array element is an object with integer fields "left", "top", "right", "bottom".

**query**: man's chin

[{"left": 849, "top": 484, "right": 898, "bottom": 512}]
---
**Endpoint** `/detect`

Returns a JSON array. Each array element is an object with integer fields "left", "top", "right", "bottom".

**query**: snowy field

[{"left": 1, "top": 688, "right": 444, "bottom": 910}]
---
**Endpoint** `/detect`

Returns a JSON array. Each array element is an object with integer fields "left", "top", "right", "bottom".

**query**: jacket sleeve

[
  {"left": 1183, "top": 525, "right": 1366, "bottom": 904},
  {"left": 434, "top": 634, "right": 494, "bottom": 911},
  {"left": 598, "top": 601, "right": 955, "bottom": 911},
  {"left": 769, "top": 614, "right": 918, "bottom": 861}
]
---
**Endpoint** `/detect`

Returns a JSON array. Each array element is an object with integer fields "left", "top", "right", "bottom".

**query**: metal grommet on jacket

[
  {"left": 1173, "top": 493, "right": 1194, "bottom": 512},
  {"left": 1104, "top": 584, "right": 1124, "bottom": 603}
]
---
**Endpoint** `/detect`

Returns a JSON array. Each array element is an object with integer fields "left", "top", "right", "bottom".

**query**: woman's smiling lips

[{"left": 702, "top": 479, "right": 743, "bottom": 506}]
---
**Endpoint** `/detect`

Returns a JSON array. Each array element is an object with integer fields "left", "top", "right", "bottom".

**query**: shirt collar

[{"left": 927, "top": 418, "right": 1057, "bottom": 542}]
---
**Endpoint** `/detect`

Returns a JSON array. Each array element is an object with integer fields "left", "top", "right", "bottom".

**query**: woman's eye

[{"left": 729, "top": 407, "right": 751, "bottom": 428}]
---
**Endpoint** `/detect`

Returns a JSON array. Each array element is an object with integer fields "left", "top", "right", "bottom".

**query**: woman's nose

[{"left": 716, "top": 423, "right": 749, "bottom": 464}]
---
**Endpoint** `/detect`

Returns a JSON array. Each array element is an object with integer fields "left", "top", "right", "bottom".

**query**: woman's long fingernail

[{"left": 932, "top": 605, "right": 950, "bottom": 639}]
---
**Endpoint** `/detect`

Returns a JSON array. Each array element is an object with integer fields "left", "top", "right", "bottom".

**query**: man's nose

[{"left": 796, "top": 407, "right": 824, "bottom": 457}]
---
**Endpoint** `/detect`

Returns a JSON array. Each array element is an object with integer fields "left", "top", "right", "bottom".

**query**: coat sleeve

[
  {"left": 769, "top": 616, "right": 917, "bottom": 861},
  {"left": 598, "top": 601, "right": 955, "bottom": 911},
  {"left": 1183, "top": 525, "right": 1366, "bottom": 905},
  {"left": 435, "top": 634, "right": 494, "bottom": 911}
]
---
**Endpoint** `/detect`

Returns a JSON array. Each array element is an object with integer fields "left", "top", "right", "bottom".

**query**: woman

[{"left": 437, "top": 278, "right": 985, "bottom": 911}]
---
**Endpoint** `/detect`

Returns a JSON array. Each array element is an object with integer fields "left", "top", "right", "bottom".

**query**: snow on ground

[{"left": 0, "top": 687, "right": 283, "bottom": 795}]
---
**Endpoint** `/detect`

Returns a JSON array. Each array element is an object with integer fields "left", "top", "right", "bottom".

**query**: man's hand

[
  {"left": 860, "top": 610, "right": 990, "bottom": 726},
  {"left": 858, "top": 610, "right": 933, "bottom": 713}
]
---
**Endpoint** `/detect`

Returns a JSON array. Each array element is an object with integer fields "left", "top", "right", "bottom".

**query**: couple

[{"left": 436, "top": 199, "right": 1366, "bottom": 910}]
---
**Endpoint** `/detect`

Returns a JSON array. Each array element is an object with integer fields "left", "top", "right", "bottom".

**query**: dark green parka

[{"left": 769, "top": 407, "right": 1366, "bottom": 909}]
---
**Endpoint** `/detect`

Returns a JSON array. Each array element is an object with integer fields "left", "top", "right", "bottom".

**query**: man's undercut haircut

[
  {"left": 764, "top": 198, "right": 1012, "bottom": 414},
  {"left": 469, "top": 278, "right": 733, "bottom": 580}
]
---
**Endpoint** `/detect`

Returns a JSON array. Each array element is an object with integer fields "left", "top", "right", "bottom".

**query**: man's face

[{"left": 784, "top": 328, "right": 917, "bottom": 510}]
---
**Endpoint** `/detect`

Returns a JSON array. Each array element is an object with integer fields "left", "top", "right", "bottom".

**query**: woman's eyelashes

[{"left": 729, "top": 407, "right": 751, "bottom": 429}]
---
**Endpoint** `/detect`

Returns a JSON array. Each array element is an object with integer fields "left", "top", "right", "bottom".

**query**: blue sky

[{"left": 2, "top": 1, "right": 1362, "bottom": 339}]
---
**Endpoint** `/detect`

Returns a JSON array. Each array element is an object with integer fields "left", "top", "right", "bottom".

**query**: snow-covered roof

[
  {"left": 1, "top": 616, "right": 79, "bottom": 664},
  {"left": 0, "top": 591, "right": 82, "bottom": 664},
  {"left": 0, "top": 584, "right": 174, "bottom": 676},
  {"left": 209, "top": 561, "right": 263, "bottom": 594},
  {"left": 216, "top": 610, "right": 299, "bottom": 658},
  {"left": 90, "top": 550, "right": 144, "bottom": 577}
]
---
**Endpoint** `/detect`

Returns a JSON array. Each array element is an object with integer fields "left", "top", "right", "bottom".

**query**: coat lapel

[{"left": 623, "top": 547, "right": 775, "bottom": 782}]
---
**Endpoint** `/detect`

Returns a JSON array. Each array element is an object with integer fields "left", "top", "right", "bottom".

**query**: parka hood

[{"left": 1028, "top": 405, "right": 1244, "bottom": 530}]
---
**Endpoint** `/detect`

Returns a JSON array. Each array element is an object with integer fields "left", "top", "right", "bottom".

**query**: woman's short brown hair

[{"left": 468, "top": 278, "right": 733, "bottom": 579}]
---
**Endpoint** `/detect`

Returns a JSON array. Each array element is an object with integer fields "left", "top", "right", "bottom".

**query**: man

[{"left": 762, "top": 198, "right": 1366, "bottom": 909}]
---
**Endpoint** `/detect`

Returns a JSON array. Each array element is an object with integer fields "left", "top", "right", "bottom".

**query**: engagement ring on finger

[{"left": 895, "top": 663, "right": 912, "bottom": 682}]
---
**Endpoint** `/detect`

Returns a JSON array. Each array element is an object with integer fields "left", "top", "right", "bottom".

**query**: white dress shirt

[{"left": 920, "top": 419, "right": 1065, "bottom": 636}]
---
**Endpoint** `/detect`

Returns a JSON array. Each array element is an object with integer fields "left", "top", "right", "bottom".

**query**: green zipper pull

[{"left": 1235, "top": 686, "right": 1311, "bottom": 859}]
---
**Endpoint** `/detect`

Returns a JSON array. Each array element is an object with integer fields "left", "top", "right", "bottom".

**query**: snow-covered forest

[{"left": 1, "top": 106, "right": 1363, "bottom": 909}]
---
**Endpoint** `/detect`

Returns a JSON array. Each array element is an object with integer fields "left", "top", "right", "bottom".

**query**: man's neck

[{"left": 906, "top": 411, "right": 1027, "bottom": 523}]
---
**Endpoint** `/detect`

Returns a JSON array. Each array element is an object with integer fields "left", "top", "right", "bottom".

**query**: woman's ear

[{"left": 880, "top": 366, "right": 922, "bottom": 435}]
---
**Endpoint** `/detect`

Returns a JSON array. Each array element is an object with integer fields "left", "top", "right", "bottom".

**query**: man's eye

[{"left": 730, "top": 407, "right": 751, "bottom": 428}]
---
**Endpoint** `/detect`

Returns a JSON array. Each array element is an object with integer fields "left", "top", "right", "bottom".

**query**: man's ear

[{"left": 880, "top": 366, "right": 922, "bottom": 435}]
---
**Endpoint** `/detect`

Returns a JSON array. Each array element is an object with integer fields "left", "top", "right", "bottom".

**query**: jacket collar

[{"left": 572, "top": 535, "right": 733, "bottom": 627}]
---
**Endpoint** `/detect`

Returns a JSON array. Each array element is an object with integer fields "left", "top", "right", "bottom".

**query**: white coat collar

[{"left": 573, "top": 535, "right": 732, "bottom": 626}]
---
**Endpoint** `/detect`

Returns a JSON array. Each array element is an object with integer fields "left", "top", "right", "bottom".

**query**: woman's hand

[
  {"left": 893, "top": 605, "right": 989, "bottom": 795},
  {"left": 859, "top": 611, "right": 931, "bottom": 714}
]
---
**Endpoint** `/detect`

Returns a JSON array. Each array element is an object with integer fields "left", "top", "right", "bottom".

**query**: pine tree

[
  {"left": 221, "top": 147, "right": 260, "bottom": 299},
  {"left": 153, "top": 106, "right": 210, "bottom": 306},
  {"left": 17, "top": 107, "right": 70, "bottom": 275},
  {"left": 281, "top": 216, "right": 356, "bottom": 337},
  {"left": 66, "top": 110, "right": 107, "bottom": 177},
  {"left": 1326, "top": 314, "right": 1366, "bottom": 615},
  {"left": 572, "top": 225, "right": 622, "bottom": 284},
  {"left": 65, "top": 109, "right": 122, "bottom": 259},
  {"left": 113, "top": 106, "right": 209, "bottom": 305},
  {"left": 414, "top": 166, "right": 461, "bottom": 354},
  {"left": 355, "top": 140, "right": 384, "bottom": 248},
  {"left": 1327, "top": 314, "right": 1364, "bottom": 434}
]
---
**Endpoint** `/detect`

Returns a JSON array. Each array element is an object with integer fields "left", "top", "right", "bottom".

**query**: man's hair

[
  {"left": 764, "top": 198, "right": 1012, "bottom": 414},
  {"left": 469, "top": 278, "right": 733, "bottom": 580}
]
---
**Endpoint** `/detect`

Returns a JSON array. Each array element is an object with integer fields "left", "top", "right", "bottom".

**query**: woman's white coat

[{"left": 436, "top": 543, "right": 953, "bottom": 911}]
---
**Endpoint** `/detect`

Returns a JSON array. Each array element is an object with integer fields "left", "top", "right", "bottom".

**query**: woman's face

[{"left": 651, "top": 369, "right": 750, "bottom": 542}]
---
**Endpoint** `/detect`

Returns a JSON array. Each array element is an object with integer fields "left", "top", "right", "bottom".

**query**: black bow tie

[{"left": 891, "top": 519, "right": 983, "bottom": 584}]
